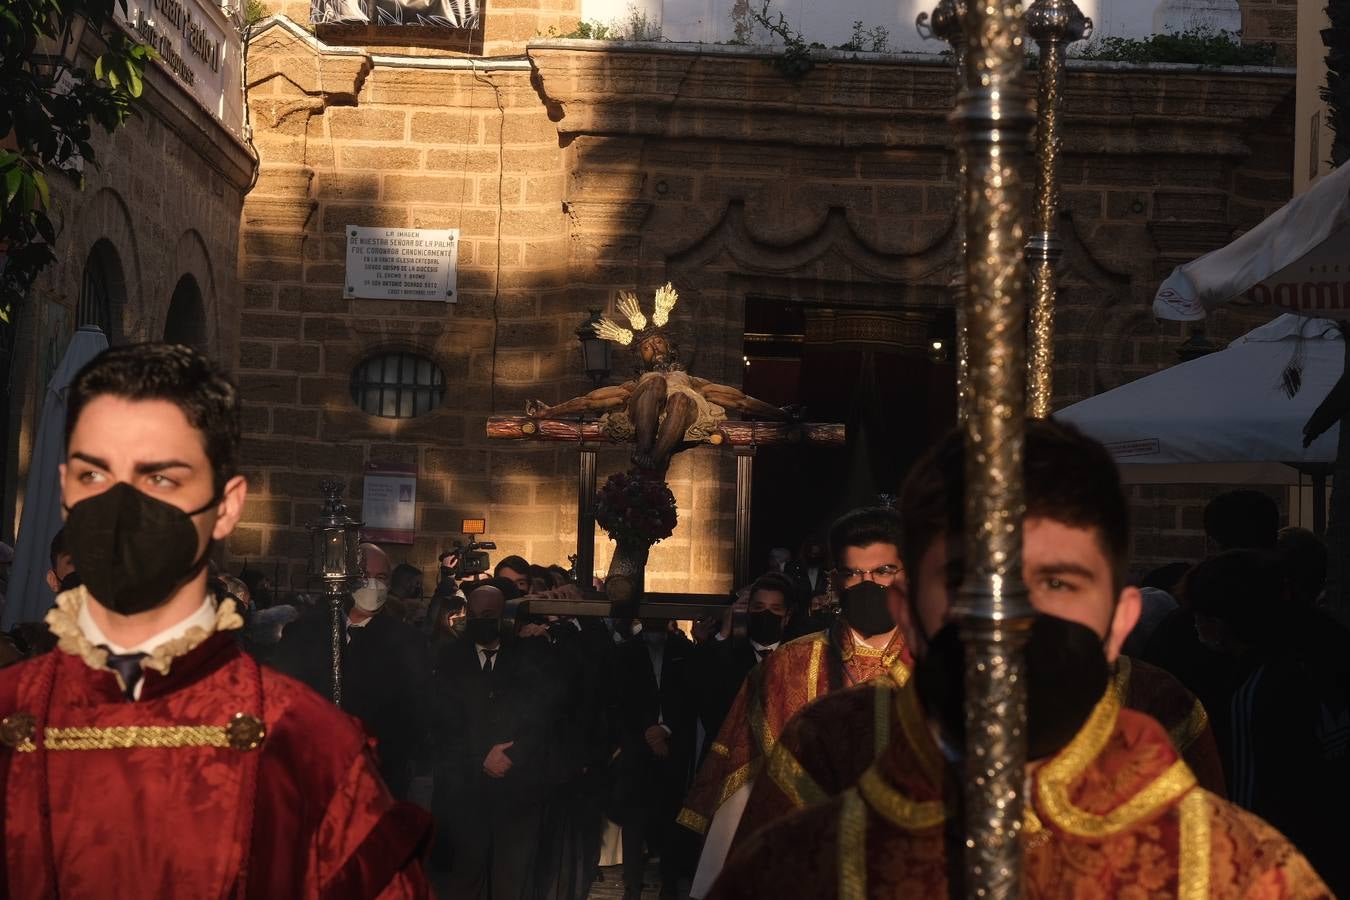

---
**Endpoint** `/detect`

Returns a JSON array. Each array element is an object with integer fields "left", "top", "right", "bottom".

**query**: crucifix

[{"left": 487, "top": 283, "right": 844, "bottom": 609}]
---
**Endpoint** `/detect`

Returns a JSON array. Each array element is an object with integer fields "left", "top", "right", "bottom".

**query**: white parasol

[
  {"left": 1057, "top": 314, "right": 1341, "bottom": 483},
  {"left": 1153, "top": 163, "right": 1350, "bottom": 322}
]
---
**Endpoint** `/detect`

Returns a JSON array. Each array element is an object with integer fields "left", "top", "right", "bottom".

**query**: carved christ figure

[{"left": 526, "top": 284, "right": 789, "bottom": 471}]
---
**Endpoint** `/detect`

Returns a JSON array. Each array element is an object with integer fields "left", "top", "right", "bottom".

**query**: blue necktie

[{"left": 100, "top": 647, "right": 149, "bottom": 701}]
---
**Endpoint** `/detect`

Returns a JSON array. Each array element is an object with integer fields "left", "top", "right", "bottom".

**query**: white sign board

[
  {"left": 115, "top": 0, "right": 243, "bottom": 134},
  {"left": 345, "top": 226, "right": 459, "bottom": 302}
]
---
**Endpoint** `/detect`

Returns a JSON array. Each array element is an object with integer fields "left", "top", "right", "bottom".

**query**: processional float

[
  {"left": 483, "top": 0, "right": 1088, "bottom": 889},
  {"left": 487, "top": 283, "right": 846, "bottom": 623}
]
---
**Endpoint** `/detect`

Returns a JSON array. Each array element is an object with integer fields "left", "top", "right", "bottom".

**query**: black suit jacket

[
  {"left": 691, "top": 638, "right": 760, "bottom": 763},
  {"left": 607, "top": 632, "right": 696, "bottom": 823},
  {"left": 433, "top": 635, "right": 559, "bottom": 802},
  {"left": 545, "top": 618, "right": 617, "bottom": 785},
  {"left": 270, "top": 608, "right": 432, "bottom": 797}
]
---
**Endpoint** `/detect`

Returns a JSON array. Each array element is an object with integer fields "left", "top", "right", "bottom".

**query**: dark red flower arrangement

[{"left": 596, "top": 472, "right": 678, "bottom": 547}]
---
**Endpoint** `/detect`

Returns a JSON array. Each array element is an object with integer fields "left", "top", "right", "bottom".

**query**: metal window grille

[
  {"left": 78, "top": 257, "right": 113, "bottom": 335},
  {"left": 350, "top": 352, "right": 446, "bottom": 418}
]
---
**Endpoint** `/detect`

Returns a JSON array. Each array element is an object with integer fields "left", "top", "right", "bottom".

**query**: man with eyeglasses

[{"left": 678, "top": 507, "right": 911, "bottom": 897}]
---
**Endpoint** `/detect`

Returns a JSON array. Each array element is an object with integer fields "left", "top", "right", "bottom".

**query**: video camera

[
  {"left": 445, "top": 538, "right": 497, "bottom": 579},
  {"left": 441, "top": 518, "right": 496, "bottom": 581}
]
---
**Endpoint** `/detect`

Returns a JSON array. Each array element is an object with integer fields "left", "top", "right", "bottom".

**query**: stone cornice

[{"left": 527, "top": 43, "right": 1293, "bottom": 157}]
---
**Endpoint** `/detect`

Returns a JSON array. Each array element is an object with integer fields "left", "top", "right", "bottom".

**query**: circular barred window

[{"left": 350, "top": 351, "right": 446, "bottom": 418}]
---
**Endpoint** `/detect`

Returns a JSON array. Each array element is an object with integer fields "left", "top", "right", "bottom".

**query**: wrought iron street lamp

[
  {"left": 307, "top": 480, "right": 362, "bottom": 704},
  {"left": 1025, "top": 0, "right": 1092, "bottom": 418},
  {"left": 572, "top": 308, "right": 612, "bottom": 589},
  {"left": 577, "top": 308, "right": 613, "bottom": 387}
]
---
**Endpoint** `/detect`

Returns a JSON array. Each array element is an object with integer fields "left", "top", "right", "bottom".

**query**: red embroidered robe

[
  {"left": 712, "top": 689, "right": 1330, "bottom": 900},
  {"left": 678, "top": 621, "right": 910, "bottom": 836},
  {"left": 0, "top": 630, "right": 431, "bottom": 898}
]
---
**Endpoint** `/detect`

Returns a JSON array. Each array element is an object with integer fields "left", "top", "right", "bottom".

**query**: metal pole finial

[
  {"left": 1024, "top": 0, "right": 1092, "bottom": 43},
  {"left": 319, "top": 479, "right": 349, "bottom": 518}
]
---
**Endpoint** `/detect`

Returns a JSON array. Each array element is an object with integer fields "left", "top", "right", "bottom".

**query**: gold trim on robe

[
  {"left": 44, "top": 714, "right": 266, "bottom": 752},
  {"left": 837, "top": 789, "right": 868, "bottom": 900},
  {"left": 1170, "top": 699, "right": 1211, "bottom": 753},
  {"left": 1178, "top": 789, "right": 1213, "bottom": 900},
  {"left": 1036, "top": 690, "right": 1197, "bottom": 839}
]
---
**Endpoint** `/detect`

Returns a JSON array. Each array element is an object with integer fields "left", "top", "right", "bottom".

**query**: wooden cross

[{"left": 486, "top": 416, "right": 846, "bottom": 589}]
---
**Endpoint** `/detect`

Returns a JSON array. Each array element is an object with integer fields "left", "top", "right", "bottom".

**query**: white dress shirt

[{"left": 750, "top": 640, "right": 780, "bottom": 662}]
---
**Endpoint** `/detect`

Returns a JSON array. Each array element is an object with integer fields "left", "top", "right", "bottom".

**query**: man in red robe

[
  {"left": 711, "top": 421, "right": 1328, "bottom": 899},
  {"left": 678, "top": 506, "right": 912, "bottom": 896},
  {"left": 0, "top": 344, "right": 430, "bottom": 898},
  {"left": 736, "top": 654, "right": 1226, "bottom": 843}
]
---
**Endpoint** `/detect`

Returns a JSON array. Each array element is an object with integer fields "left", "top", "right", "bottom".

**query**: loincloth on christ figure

[{"left": 601, "top": 371, "right": 726, "bottom": 444}]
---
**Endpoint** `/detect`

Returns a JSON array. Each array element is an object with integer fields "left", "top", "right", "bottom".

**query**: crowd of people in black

[
  {"left": 2, "top": 412, "right": 1350, "bottom": 896},
  {"left": 0, "top": 497, "right": 893, "bottom": 900}
]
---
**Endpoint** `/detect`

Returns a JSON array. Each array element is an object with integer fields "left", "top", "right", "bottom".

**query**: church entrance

[{"left": 742, "top": 296, "right": 957, "bottom": 578}]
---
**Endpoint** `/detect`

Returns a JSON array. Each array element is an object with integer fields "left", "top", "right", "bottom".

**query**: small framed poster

[{"left": 362, "top": 460, "right": 417, "bottom": 544}]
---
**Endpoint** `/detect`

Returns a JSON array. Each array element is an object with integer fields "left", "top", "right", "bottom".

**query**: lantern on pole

[
  {"left": 577, "top": 308, "right": 613, "bottom": 387},
  {"left": 307, "top": 479, "right": 362, "bottom": 704},
  {"left": 953, "top": 0, "right": 1038, "bottom": 894},
  {"left": 1025, "top": 0, "right": 1092, "bottom": 418}
]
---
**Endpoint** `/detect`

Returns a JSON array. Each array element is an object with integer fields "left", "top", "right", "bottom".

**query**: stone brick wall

[
  {"left": 237, "top": 28, "right": 1295, "bottom": 591},
  {"left": 1239, "top": 0, "right": 1297, "bottom": 63},
  {"left": 1124, "top": 484, "right": 1288, "bottom": 581}
]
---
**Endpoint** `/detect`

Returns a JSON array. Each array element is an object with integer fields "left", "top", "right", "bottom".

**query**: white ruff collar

[{"left": 45, "top": 585, "right": 243, "bottom": 678}]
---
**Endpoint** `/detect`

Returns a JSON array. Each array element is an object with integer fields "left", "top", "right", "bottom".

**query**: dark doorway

[
  {"left": 743, "top": 296, "right": 957, "bottom": 579},
  {"left": 164, "top": 274, "right": 207, "bottom": 350}
]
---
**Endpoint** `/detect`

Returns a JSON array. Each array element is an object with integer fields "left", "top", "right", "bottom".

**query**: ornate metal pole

[
  {"left": 953, "top": 0, "right": 1037, "bottom": 894},
  {"left": 307, "top": 481, "right": 362, "bottom": 705},
  {"left": 576, "top": 445, "right": 598, "bottom": 589},
  {"left": 918, "top": 0, "right": 972, "bottom": 423},
  {"left": 1024, "top": 0, "right": 1091, "bottom": 418}
]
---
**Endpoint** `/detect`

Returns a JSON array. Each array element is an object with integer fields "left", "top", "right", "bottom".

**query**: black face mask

[
  {"left": 64, "top": 482, "right": 216, "bottom": 616},
  {"left": 467, "top": 616, "right": 500, "bottom": 646},
  {"left": 747, "top": 609, "right": 785, "bottom": 645},
  {"left": 840, "top": 581, "right": 895, "bottom": 637},
  {"left": 915, "top": 615, "right": 1109, "bottom": 762},
  {"left": 58, "top": 570, "right": 83, "bottom": 593}
]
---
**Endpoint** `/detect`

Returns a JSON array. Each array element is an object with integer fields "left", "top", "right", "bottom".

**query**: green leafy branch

[
  {"left": 1071, "top": 29, "right": 1277, "bottom": 68},
  {"left": 0, "top": 0, "right": 153, "bottom": 325},
  {"left": 749, "top": 0, "right": 815, "bottom": 79},
  {"left": 835, "top": 20, "right": 889, "bottom": 53}
]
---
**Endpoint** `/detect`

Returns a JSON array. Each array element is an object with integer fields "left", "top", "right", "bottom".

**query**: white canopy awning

[
  {"left": 1153, "top": 163, "right": 1350, "bottom": 321},
  {"left": 1057, "top": 315, "right": 1342, "bottom": 482}
]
